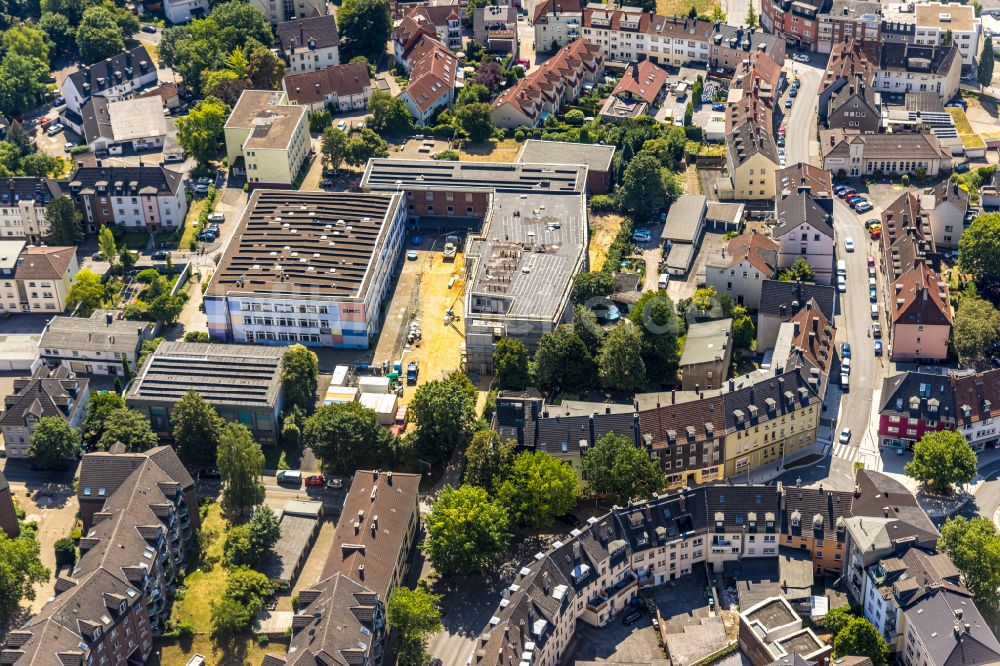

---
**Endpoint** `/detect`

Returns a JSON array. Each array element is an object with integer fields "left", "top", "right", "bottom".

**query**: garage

[{"left": 0, "top": 335, "right": 40, "bottom": 372}]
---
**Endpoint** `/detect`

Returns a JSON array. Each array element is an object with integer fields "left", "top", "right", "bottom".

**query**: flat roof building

[
  {"left": 125, "top": 341, "right": 285, "bottom": 443},
  {"left": 224, "top": 90, "right": 310, "bottom": 187},
  {"left": 204, "top": 190, "right": 406, "bottom": 348},
  {"left": 516, "top": 139, "right": 616, "bottom": 194}
]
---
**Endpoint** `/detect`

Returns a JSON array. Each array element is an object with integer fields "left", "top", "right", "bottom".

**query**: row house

[
  {"left": 723, "top": 120, "right": 780, "bottom": 201},
  {"left": 817, "top": 0, "right": 881, "bottom": 53},
  {"left": 772, "top": 297, "right": 837, "bottom": 401},
  {"left": 0, "top": 177, "right": 63, "bottom": 244},
  {"left": 491, "top": 39, "right": 603, "bottom": 128},
  {"left": 283, "top": 60, "right": 373, "bottom": 113},
  {"left": 0, "top": 242, "right": 80, "bottom": 315},
  {"left": 727, "top": 51, "right": 783, "bottom": 129},
  {"left": 772, "top": 187, "right": 835, "bottom": 285},
  {"left": 760, "top": 0, "right": 829, "bottom": 51},
  {"left": 951, "top": 368, "right": 1000, "bottom": 452},
  {"left": 826, "top": 76, "right": 880, "bottom": 132},
  {"left": 875, "top": 42, "right": 961, "bottom": 103},
  {"left": 705, "top": 228, "right": 780, "bottom": 309},
  {"left": 757, "top": 280, "right": 837, "bottom": 349},
  {"left": 60, "top": 45, "right": 158, "bottom": 116},
  {"left": 67, "top": 162, "right": 187, "bottom": 233},
  {"left": 779, "top": 485, "right": 852, "bottom": 575},
  {"left": 275, "top": 14, "right": 341, "bottom": 75},
  {"left": 817, "top": 39, "right": 878, "bottom": 126}
]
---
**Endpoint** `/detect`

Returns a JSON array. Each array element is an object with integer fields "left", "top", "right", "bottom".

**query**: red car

[{"left": 305, "top": 475, "right": 325, "bottom": 487}]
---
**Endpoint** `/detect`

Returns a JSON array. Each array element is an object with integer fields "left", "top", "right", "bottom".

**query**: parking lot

[{"left": 570, "top": 612, "right": 664, "bottom": 663}]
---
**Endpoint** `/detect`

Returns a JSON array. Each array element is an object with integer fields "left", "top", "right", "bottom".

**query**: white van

[
  {"left": 658, "top": 273, "right": 668, "bottom": 290},
  {"left": 276, "top": 470, "right": 302, "bottom": 485},
  {"left": 837, "top": 259, "right": 847, "bottom": 277}
]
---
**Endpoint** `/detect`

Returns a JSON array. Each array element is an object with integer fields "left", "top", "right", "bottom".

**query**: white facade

[
  {"left": 914, "top": 3, "right": 981, "bottom": 66},
  {"left": 534, "top": 12, "right": 582, "bottom": 52},
  {"left": 873, "top": 54, "right": 961, "bottom": 103},
  {"left": 249, "top": 0, "right": 327, "bottom": 25},
  {"left": 286, "top": 44, "right": 340, "bottom": 74},
  {"left": 775, "top": 222, "right": 835, "bottom": 286},
  {"left": 61, "top": 57, "right": 158, "bottom": 115},
  {"left": 923, "top": 193, "right": 967, "bottom": 250},
  {"left": 706, "top": 257, "right": 771, "bottom": 309},
  {"left": 0, "top": 200, "right": 50, "bottom": 242},
  {"left": 162, "top": 0, "right": 209, "bottom": 23}
]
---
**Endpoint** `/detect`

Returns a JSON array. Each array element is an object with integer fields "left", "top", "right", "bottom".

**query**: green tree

[
  {"left": 224, "top": 566, "right": 274, "bottom": 609},
  {"left": 571, "top": 271, "right": 614, "bottom": 303},
  {"left": 2, "top": 24, "right": 51, "bottom": 66},
  {"left": 6, "top": 121, "right": 31, "bottom": 156},
  {"left": 98, "top": 225, "right": 117, "bottom": 263},
  {"left": 28, "top": 417, "right": 80, "bottom": 470},
  {"left": 224, "top": 46, "right": 249, "bottom": 78},
  {"left": 223, "top": 506, "right": 281, "bottom": 565},
  {"left": 823, "top": 605, "right": 858, "bottom": 637},
  {"left": 464, "top": 429, "right": 516, "bottom": 491},
  {"left": 904, "top": 430, "right": 977, "bottom": 495},
  {"left": 346, "top": 127, "right": 389, "bottom": 166},
  {"left": 534, "top": 325, "right": 596, "bottom": 392},
  {"left": 581, "top": 432, "right": 664, "bottom": 500},
  {"left": 953, "top": 292, "right": 1000, "bottom": 367},
  {"left": 493, "top": 338, "right": 530, "bottom": 390},
  {"left": 248, "top": 44, "right": 286, "bottom": 89},
  {"left": 0, "top": 53, "right": 48, "bottom": 118},
  {"left": 217, "top": 423, "right": 265, "bottom": 517},
  {"left": 777, "top": 256, "right": 816, "bottom": 282},
  {"left": 97, "top": 408, "right": 158, "bottom": 452},
  {"left": 457, "top": 102, "right": 494, "bottom": 143},
  {"left": 619, "top": 153, "right": 679, "bottom": 219},
  {"left": 457, "top": 82, "right": 491, "bottom": 106},
  {"left": 83, "top": 391, "right": 125, "bottom": 443},
  {"left": 940, "top": 515, "right": 1000, "bottom": 611},
  {"left": 184, "top": 331, "right": 210, "bottom": 342},
  {"left": 731, "top": 305, "right": 756, "bottom": 351},
  {"left": 146, "top": 290, "right": 187, "bottom": 324},
  {"left": 338, "top": 0, "right": 391, "bottom": 61},
  {"left": 54, "top": 537, "right": 76, "bottom": 566},
  {"left": 424, "top": 484, "right": 511, "bottom": 575},
  {"left": 321, "top": 126, "right": 349, "bottom": 170},
  {"left": 387, "top": 586, "right": 442, "bottom": 666},
  {"left": 304, "top": 402, "right": 394, "bottom": 473},
  {"left": 496, "top": 450, "right": 579, "bottom": 528},
  {"left": 76, "top": 6, "right": 125, "bottom": 63},
  {"left": 628, "top": 291, "right": 680, "bottom": 379},
  {"left": 979, "top": 35, "right": 994, "bottom": 88},
  {"left": 211, "top": 595, "right": 254, "bottom": 634},
  {"left": 19, "top": 152, "right": 60, "bottom": 178},
  {"left": 281, "top": 343, "right": 319, "bottom": 414},
  {"left": 410, "top": 378, "right": 476, "bottom": 463},
  {"left": 39, "top": 13, "right": 75, "bottom": 53},
  {"left": 45, "top": 196, "right": 83, "bottom": 245},
  {"left": 746, "top": 3, "right": 757, "bottom": 29},
  {"left": 0, "top": 531, "right": 50, "bottom": 627},
  {"left": 833, "top": 617, "right": 888, "bottom": 666},
  {"left": 172, "top": 391, "right": 223, "bottom": 468},
  {"left": 960, "top": 212, "right": 1000, "bottom": 293},
  {"left": 201, "top": 69, "right": 249, "bottom": 105},
  {"left": 366, "top": 89, "right": 414, "bottom": 135},
  {"left": 597, "top": 322, "right": 646, "bottom": 391},
  {"left": 207, "top": 0, "right": 273, "bottom": 47},
  {"left": 67, "top": 268, "right": 106, "bottom": 316},
  {"left": 176, "top": 97, "right": 229, "bottom": 165},
  {"left": 573, "top": 304, "right": 604, "bottom": 354},
  {"left": 136, "top": 337, "right": 164, "bottom": 371}
]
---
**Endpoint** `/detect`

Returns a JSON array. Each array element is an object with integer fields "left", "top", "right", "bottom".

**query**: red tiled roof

[
  {"left": 283, "top": 61, "right": 371, "bottom": 106},
  {"left": 402, "top": 35, "right": 459, "bottom": 112},
  {"left": 491, "top": 39, "right": 602, "bottom": 121},
  {"left": 612, "top": 60, "right": 667, "bottom": 105},
  {"left": 889, "top": 259, "right": 952, "bottom": 327}
]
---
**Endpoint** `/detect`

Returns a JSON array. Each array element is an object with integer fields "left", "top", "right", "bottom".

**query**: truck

[
  {"left": 406, "top": 360, "right": 419, "bottom": 385},
  {"left": 443, "top": 235, "right": 459, "bottom": 260}
]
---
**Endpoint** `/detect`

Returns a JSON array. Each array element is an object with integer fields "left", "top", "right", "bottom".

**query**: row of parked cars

[{"left": 833, "top": 184, "right": 873, "bottom": 213}]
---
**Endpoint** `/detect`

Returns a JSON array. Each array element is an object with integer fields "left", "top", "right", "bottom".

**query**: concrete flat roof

[
  {"left": 517, "top": 140, "right": 616, "bottom": 174},
  {"left": 361, "top": 158, "right": 588, "bottom": 194}
]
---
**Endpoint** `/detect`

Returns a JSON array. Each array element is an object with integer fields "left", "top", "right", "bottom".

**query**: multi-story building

[
  {"left": 126, "top": 341, "right": 285, "bottom": 444},
  {"left": 224, "top": 90, "right": 310, "bottom": 187},
  {"left": 877, "top": 371, "right": 955, "bottom": 449},
  {"left": 516, "top": 140, "right": 616, "bottom": 194},
  {"left": 0, "top": 365, "right": 89, "bottom": 459},
  {"left": 817, "top": 39, "right": 878, "bottom": 126},
  {"left": 902, "top": 589, "right": 1000, "bottom": 666},
  {"left": 875, "top": 42, "right": 961, "bottom": 102},
  {"left": 820, "top": 129, "right": 950, "bottom": 178},
  {"left": 0, "top": 471, "right": 18, "bottom": 537},
  {"left": 401, "top": 4, "right": 464, "bottom": 51},
  {"left": 204, "top": 190, "right": 407, "bottom": 348},
  {"left": 817, "top": 0, "right": 881, "bottom": 53},
  {"left": 599, "top": 59, "right": 668, "bottom": 122},
  {"left": 276, "top": 14, "right": 340, "bottom": 75},
  {"left": 474, "top": 3, "right": 519, "bottom": 56},
  {"left": 772, "top": 189, "right": 835, "bottom": 285},
  {"left": 779, "top": 485, "right": 852, "bottom": 574},
  {"left": 248, "top": 0, "right": 327, "bottom": 25},
  {"left": 39, "top": 310, "right": 155, "bottom": 376},
  {"left": 60, "top": 45, "right": 158, "bottom": 116},
  {"left": 679, "top": 319, "right": 732, "bottom": 391},
  {"left": 826, "top": 76, "right": 880, "bottom": 132},
  {"left": 757, "top": 280, "right": 837, "bottom": 348},
  {"left": 723, "top": 120, "right": 780, "bottom": 201},
  {"left": 885, "top": 258, "right": 952, "bottom": 362},
  {"left": 952, "top": 368, "right": 1000, "bottom": 451},
  {"left": 739, "top": 596, "right": 831, "bottom": 666},
  {"left": 0, "top": 177, "right": 63, "bottom": 244},
  {"left": 399, "top": 35, "right": 462, "bottom": 125},
  {"left": 162, "top": 0, "right": 209, "bottom": 23},
  {"left": 66, "top": 162, "right": 187, "bottom": 233},
  {"left": 491, "top": 39, "right": 603, "bottom": 128},
  {"left": 283, "top": 60, "right": 373, "bottom": 113},
  {"left": 772, "top": 297, "right": 837, "bottom": 400},
  {"left": 911, "top": 2, "right": 981, "bottom": 67},
  {"left": 706, "top": 229, "right": 780, "bottom": 309},
  {"left": 0, "top": 242, "right": 79, "bottom": 314},
  {"left": 80, "top": 96, "right": 168, "bottom": 154},
  {"left": 532, "top": 0, "right": 584, "bottom": 52},
  {"left": 918, "top": 180, "right": 970, "bottom": 250},
  {"left": 760, "top": 0, "right": 829, "bottom": 50}
]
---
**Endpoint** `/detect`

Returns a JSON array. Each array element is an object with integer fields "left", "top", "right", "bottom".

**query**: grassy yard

[
  {"left": 657, "top": 0, "right": 719, "bottom": 17},
  {"left": 179, "top": 199, "right": 207, "bottom": 250},
  {"left": 170, "top": 502, "right": 229, "bottom": 630},
  {"left": 152, "top": 635, "right": 276, "bottom": 666},
  {"left": 458, "top": 138, "right": 523, "bottom": 162}
]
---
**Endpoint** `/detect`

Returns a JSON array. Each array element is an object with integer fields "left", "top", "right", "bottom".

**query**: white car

[
  {"left": 844, "top": 237, "right": 855, "bottom": 252},
  {"left": 793, "top": 53, "right": 810, "bottom": 63},
  {"left": 837, "top": 276, "right": 847, "bottom": 292},
  {"left": 842, "top": 356, "right": 851, "bottom": 374},
  {"left": 839, "top": 427, "right": 852, "bottom": 443},
  {"left": 336, "top": 120, "right": 347, "bottom": 131}
]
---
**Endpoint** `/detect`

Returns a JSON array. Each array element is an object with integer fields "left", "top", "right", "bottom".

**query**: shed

[
  {"left": 331, "top": 365, "right": 350, "bottom": 387},
  {"left": 358, "top": 376, "right": 391, "bottom": 394},
  {"left": 359, "top": 392, "right": 399, "bottom": 425},
  {"left": 324, "top": 386, "right": 359, "bottom": 405}
]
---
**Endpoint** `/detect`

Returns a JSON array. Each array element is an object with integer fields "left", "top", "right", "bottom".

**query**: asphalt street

[{"left": 780, "top": 53, "right": 823, "bottom": 168}]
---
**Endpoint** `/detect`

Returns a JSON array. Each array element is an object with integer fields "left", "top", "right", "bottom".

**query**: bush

[
  {"left": 136, "top": 268, "right": 160, "bottom": 284},
  {"left": 434, "top": 149, "right": 460, "bottom": 160},
  {"left": 514, "top": 128, "right": 526, "bottom": 142},
  {"left": 176, "top": 621, "right": 195, "bottom": 638},
  {"left": 432, "top": 124, "right": 454, "bottom": 139},
  {"left": 54, "top": 537, "right": 76, "bottom": 566},
  {"left": 309, "top": 111, "right": 332, "bottom": 132},
  {"left": 565, "top": 109, "right": 585, "bottom": 125},
  {"left": 69, "top": 145, "right": 90, "bottom": 156},
  {"left": 589, "top": 194, "right": 619, "bottom": 212}
]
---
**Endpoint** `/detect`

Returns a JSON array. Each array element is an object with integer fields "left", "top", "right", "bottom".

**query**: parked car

[
  {"left": 141, "top": 24, "right": 157, "bottom": 33},
  {"left": 46, "top": 123, "right": 63, "bottom": 136},
  {"left": 837, "top": 275, "right": 847, "bottom": 292},
  {"left": 793, "top": 53, "right": 810, "bottom": 63},
  {"left": 622, "top": 609, "right": 644, "bottom": 626},
  {"left": 869, "top": 286, "right": 878, "bottom": 302},
  {"left": 326, "top": 477, "right": 344, "bottom": 489},
  {"left": 864, "top": 218, "right": 880, "bottom": 229},
  {"left": 840, "top": 189, "right": 857, "bottom": 199},
  {"left": 63, "top": 141, "right": 74, "bottom": 152},
  {"left": 867, "top": 255, "right": 876, "bottom": 267},
  {"left": 842, "top": 342, "right": 851, "bottom": 359},
  {"left": 834, "top": 184, "right": 849, "bottom": 195},
  {"left": 406, "top": 250, "right": 419, "bottom": 260},
  {"left": 870, "top": 303, "right": 879, "bottom": 319},
  {"left": 874, "top": 339, "right": 883, "bottom": 356},
  {"left": 844, "top": 237, "right": 855, "bottom": 252},
  {"left": 872, "top": 322, "right": 882, "bottom": 338},
  {"left": 789, "top": 87, "right": 798, "bottom": 98},
  {"left": 320, "top": 179, "right": 334, "bottom": 188},
  {"left": 855, "top": 202, "right": 873, "bottom": 213},
  {"left": 336, "top": 120, "right": 347, "bottom": 131},
  {"left": 777, "top": 136, "right": 785, "bottom": 147},
  {"left": 199, "top": 468, "right": 222, "bottom": 479},
  {"left": 785, "top": 98, "right": 793, "bottom": 108},
  {"left": 53, "top": 96, "right": 65, "bottom": 107},
  {"left": 632, "top": 228, "right": 652, "bottom": 242},
  {"left": 152, "top": 250, "right": 169, "bottom": 260},
  {"left": 841, "top": 373, "right": 849, "bottom": 390},
  {"left": 276, "top": 470, "right": 302, "bottom": 485},
  {"left": 846, "top": 195, "right": 863, "bottom": 205},
  {"left": 305, "top": 475, "right": 325, "bottom": 486},
  {"left": 207, "top": 212, "right": 225, "bottom": 223},
  {"left": 163, "top": 152, "right": 184, "bottom": 163},
  {"left": 842, "top": 356, "right": 851, "bottom": 374},
  {"left": 711, "top": 102, "right": 726, "bottom": 111}
]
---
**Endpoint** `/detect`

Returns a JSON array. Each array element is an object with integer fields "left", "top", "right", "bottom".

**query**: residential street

[{"left": 781, "top": 53, "right": 823, "bottom": 168}]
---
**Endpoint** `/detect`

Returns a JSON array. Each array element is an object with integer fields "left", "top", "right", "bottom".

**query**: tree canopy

[
  {"left": 388, "top": 586, "right": 442, "bottom": 666},
  {"left": 176, "top": 97, "right": 229, "bottom": 165},
  {"left": 0, "top": 53, "right": 48, "bottom": 120},
  {"left": 304, "top": 402, "right": 394, "bottom": 473},
  {"left": 0, "top": 532, "right": 49, "bottom": 626},
  {"left": 45, "top": 196, "right": 83, "bottom": 246},
  {"left": 777, "top": 257, "right": 815, "bottom": 282},
  {"left": 979, "top": 35, "right": 994, "bottom": 88},
  {"left": 410, "top": 377, "right": 476, "bottom": 464},
  {"left": 904, "top": 430, "right": 977, "bottom": 495},
  {"left": 223, "top": 506, "right": 281, "bottom": 566},
  {"left": 571, "top": 271, "right": 615, "bottom": 304},
  {"left": 464, "top": 429, "right": 516, "bottom": 492},
  {"left": 597, "top": 322, "right": 646, "bottom": 391},
  {"left": 496, "top": 451, "right": 579, "bottom": 528},
  {"left": 217, "top": 423, "right": 265, "bottom": 517},
  {"left": 628, "top": 291, "right": 680, "bottom": 379},
  {"left": 76, "top": 6, "right": 125, "bottom": 63},
  {"left": 172, "top": 391, "right": 223, "bottom": 469},
  {"left": 338, "top": 0, "right": 391, "bottom": 61},
  {"left": 534, "top": 325, "right": 596, "bottom": 392},
  {"left": 960, "top": 212, "right": 1000, "bottom": 295},
  {"left": 940, "top": 516, "right": 1000, "bottom": 611},
  {"left": 281, "top": 344, "right": 319, "bottom": 414},
  {"left": 366, "top": 89, "right": 414, "bottom": 135},
  {"left": 97, "top": 408, "right": 158, "bottom": 452},
  {"left": 581, "top": 432, "right": 664, "bottom": 500},
  {"left": 28, "top": 417, "right": 81, "bottom": 470},
  {"left": 424, "top": 484, "right": 511, "bottom": 575},
  {"left": 493, "top": 338, "right": 531, "bottom": 390},
  {"left": 953, "top": 292, "right": 1000, "bottom": 367},
  {"left": 832, "top": 617, "right": 888, "bottom": 666},
  {"left": 618, "top": 153, "right": 680, "bottom": 219}
]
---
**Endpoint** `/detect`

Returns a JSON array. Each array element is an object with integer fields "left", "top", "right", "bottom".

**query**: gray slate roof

[{"left": 758, "top": 280, "right": 836, "bottom": 320}]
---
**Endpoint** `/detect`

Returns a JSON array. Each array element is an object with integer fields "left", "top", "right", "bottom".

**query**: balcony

[{"left": 586, "top": 571, "right": 638, "bottom": 612}]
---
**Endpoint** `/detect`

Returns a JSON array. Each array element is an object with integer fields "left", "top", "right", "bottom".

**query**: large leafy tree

[
  {"left": 76, "top": 6, "right": 125, "bottom": 63},
  {"left": 597, "top": 322, "right": 646, "bottom": 391},
  {"left": 177, "top": 97, "right": 229, "bottom": 166},
  {"left": 979, "top": 35, "right": 994, "bottom": 88},
  {"left": 777, "top": 257, "right": 815, "bottom": 282},
  {"left": 464, "top": 429, "right": 516, "bottom": 491},
  {"left": 0, "top": 532, "right": 50, "bottom": 628},
  {"left": 172, "top": 391, "right": 223, "bottom": 468},
  {"left": 410, "top": 377, "right": 476, "bottom": 464},
  {"left": 581, "top": 432, "right": 664, "bottom": 501},
  {"left": 201, "top": 69, "right": 249, "bottom": 105},
  {"left": 83, "top": 391, "right": 125, "bottom": 444},
  {"left": 534, "top": 325, "right": 596, "bottom": 392},
  {"left": 303, "top": 402, "right": 394, "bottom": 473},
  {"left": 731, "top": 305, "right": 756, "bottom": 351},
  {"left": 904, "top": 430, "right": 977, "bottom": 495},
  {"left": 457, "top": 102, "right": 494, "bottom": 143},
  {"left": 628, "top": 291, "right": 680, "bottom": 379},
  {"left": 346, "top": 128, "right": 389, "bottom": 166},
  {"left": 321, "top": 127, "right": 349, "bottom": 170},
  {"left": 953, "top": 292, "right": 1000, "bottom": 367},
  {"left": 28, "top": 417, "right": 81, "bottom": 470},
  {"left": 387, "top": 587, "right": 442, "bottom": 666},
  {"left": 424, "top": 484, "right": 511, "bottom": 575},
  {"left": 618, "top": 153, "right": 679, "bottom": 219},
  {"left": 823, "top": 606, "right": 857, "bottom": 636},
  {"left": 67, "top": 269, "right": 106, "bottom": 317},
  {"left": 217, "top": 423, "right": 265, "bottom": 517},
  {"left": 281, "top": 344, "right": 319, "bottom": 414},
  {"left": 573, "top": 304, "right": 604, "bottom": 355},
  {"left": 98, "top": 226, "right": 117, "bottom": 264},
  {"left": 493, "top": 338, "right": 530, "bottom": 390},
  {"left": 248, "top": 44, "right": 285, "bottom": 89},
  {"left": 571, "top": 271, "right": 614, "bottom": 304},
  {"left": 2, "top": 24, "right": 51, "bottom": 66},
  {"left": 496, "top": 450, "right": 579, "bottom": 528},
  {"left": 960, "top": 212, "right": 1000, "bottom": 295},
  {"left": 45, "top": 196, "right": 83, "bottom": 246},
  {"left": 833, "top": 617, "right": 888, "bottom": 666},
  {"left": 97, "top": 408, "right": 159, "bottom": 452},
  {"left": 223, "top": 506, "right": 281, "bottom": 565},
  {"left": 940, "top": 516, "right": 1000, "bottom": 611},
  {"left": 39, "top": 13, "right": 75, "bottom": 53},
  {"left": 338, "top": 0, "right": 391, "bottom": 61},
  {"left": 0, "top": 53, "right": 48, "bottom": 118},
  {"left": 366, "top": 89, "right": 414, "bottom": 135}
]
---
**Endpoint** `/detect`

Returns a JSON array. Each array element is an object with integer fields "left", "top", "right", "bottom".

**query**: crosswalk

[{"left": 831, "top": 441, "right": 861, "bottom": 463}]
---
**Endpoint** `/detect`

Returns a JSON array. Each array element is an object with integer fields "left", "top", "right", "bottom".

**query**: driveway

[{"left": 570, "top": 613, "right": 664, "bottom": 663}]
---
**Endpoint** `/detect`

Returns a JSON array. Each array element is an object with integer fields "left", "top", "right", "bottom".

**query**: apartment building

[
  {"left": 600, "top": 59, "right": 668, "bottom": 121},
  {"left": 817, "top": 0, "right": 881, "bottom": 53},
  {"left": 66, "top": 162, "right": 187, "bottom": 233},
  {"left": 679, "top": 319, "right": 732, "bottom": 391},
  {"left": 126, "top": 342, "right": 285, "bottom": 444},
  {"left": 918, "top": 181, "right": 970, "bottom": 250},
  {"left": 817, "top": 39, "right": 878, "bottom": 126},
  {"left": 902, "top": 591, "right": 1000, "bottom": 666},
  {"left": 491, "top": 39, "right": 603, "bottom": 128},
  {"left": 772, "top": 189, "right": 835, "bottom": 285},
  {"left": 877, "top": 371, "right": 955, "bottom": 449},
  {"left": 399, "top": 35, "right": 461, "bottom": 125},
  {"left": 248, "top": 0, "right": 326, "bottom": 25},
  {"left": 779, "top": 485, "right": 852, "bottom": 574},
  {"left": 757, "top": 280, "right": 837, "bottom": 349},
  {"left": 321, "top": 470, "right": 421, "bottom": 600},
  {"left": 911, "top": 2, "right": 981, "bottom": 67},
  {"left": 875, "top": 42, "right": 961, "bottom": 102},
  {"left": 39, "top": 310, "right": 155, "bottom": 376},
  {"left": 276, "top": 14, "right": 340, "bottom": 75},
  {"left": 826, "top": 77, "right": 880, "bottom": 132},
  {"left": 532, "top": 0, "right": 584, "bottom": 51},
  {"left": 224, "top": 90, "right": 310, "bottom": 187},
  {"left": 760, "top": 0, "right": 829, "bottom": 50},
  {"left": 0, "top": 243, "right": 79, "bottom": 314},
  {"left": 283, "top": 60, "right": 373, "bottom": 113},
  {"left": 723, "top": 121, "right": 780, "bottom": 201},
  {"left": 886, "top": 259, "right": 952, "bottom": 362},
  {"left": 952, "top": 368, "right": 1000, "bottom": 452},
  {"left": 820, "top": 130, "right": 950, "bottom": 178},
  {"left": 772, "top": 298, "right": 836, "bottom": 401},
  {"left": 474, "top": 3, "right": 519, "bottom": 56},
  {"left": 0, "top": 365, "right": 88, "bottom": 459},
  {"left": 402, "top": 4, "right": 464, "bottom": 51},
  {"left": 60, "top": 45, "right": 158, "bottom": 115},
  {"left": 739, "top": 596, "right": 831, "bottom": 666},
  {"left": 705, "top": 229, "right": 780, "bottom": 309},
  {"left": 0, "top": 177, "right": 62, "bottom": 244},
  {"left": 204, "top": 191, "right": 406, "bottom": 348}
]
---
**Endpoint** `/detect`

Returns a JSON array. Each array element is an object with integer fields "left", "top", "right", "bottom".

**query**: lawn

[
  {"left": 457, "top": 138, "right": 523, "bottom": 162},
  {"left": 170, "top": 502, "right": 229, "bottom": 630},
  {"left": 179, "top": 199, "right": 207, "bottom": 250},
  {"left": 121, "top": 231, "right": 153, "bottom": 251},
  {"left": 657, "top": 0, "right": 719, "bottom": 17},
  {"left": 152, "top": 635, "right": 276, "bottom": 666}
]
